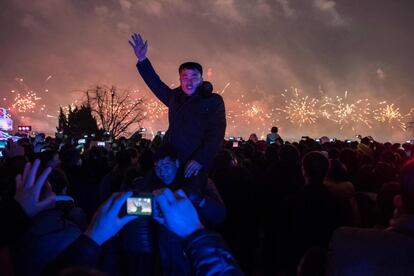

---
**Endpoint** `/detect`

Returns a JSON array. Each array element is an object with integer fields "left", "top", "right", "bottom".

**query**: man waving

[{"left": 129, "top": 33, "right": 226, "bottom": 177}]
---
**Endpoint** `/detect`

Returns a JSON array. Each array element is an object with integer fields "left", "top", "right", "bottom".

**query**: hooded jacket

[{"left": 137, "top": 58, "right": 226, "bottom": 170}]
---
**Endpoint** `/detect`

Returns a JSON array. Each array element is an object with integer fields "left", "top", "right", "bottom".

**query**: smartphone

[
  {"left": 97, "top": 141, "right": 105, "bottom": 147},
  {"left": 127, "top": 196, "right": 153, "bottom": 216},
  {"left": 232, "top": 141, "right": 239, "bottom": 148},
  {"left": 0, "top": 140, "right": 7, "bottom": 149},
  {"left": 78, "top": 139, "right": 86, "bottom": 144}
]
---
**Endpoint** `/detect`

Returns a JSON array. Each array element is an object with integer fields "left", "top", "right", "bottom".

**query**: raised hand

[
  {"left": 184, "top": 160, "right": 202, "bottom": 178},
  {"left": 85, "top": 192, "right": 137, "bottom": 245},
  {"left": 14, "top": 160, "right": 55, "bottom": 217},
  {"left": 154, "top": 188, "right": 204, "bottom": 238},
  {"left": 129, "top": 33, "right": 148, "bottom": 61}
]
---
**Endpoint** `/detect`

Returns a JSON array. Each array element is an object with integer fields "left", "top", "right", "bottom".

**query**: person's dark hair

[
  {"left": 339, "top": 148, "right": 359, "bottom": 173},
  {"left": 271, "top": 126, "right": 278, "bottom": 133},
  {"left": 127, "top": 147, "right": 139, "bottom": 160},
  {"left": 302, "top": 151, "right": 329, "bottom": 182},
  {"left": 380, "top": 150, "right": 396, "bottom": 165},
  {"left": 327, "top": 159, "right": 349, "bottom": 182},
  {"left": 372, "top": 162, "right": 397, "bottom": 190},
  {"left": 265, "top": 144, "right": 279, "bottom": 164},
  {"left": 399, "top": 160, "right": 414, "bottom": 214},
  {"left": 377, "top": 181, "right": 400, "bottom": 226},
  {"left": 212, "top": 149, "right": 237, "bottom": 172},
  {"left": 150, "top": 134, "right": 163, "bottom": 151},
  {"left": 361, "top": 137, "right": 371, "bottom": 146},
  {"left": 179, "top": 62, "right": 203, "bottom": 76},
  {"left": 279, "top": 144, "right": 300, "bottom": 164},
  {"left": 38, "top": 149, "right": 58, "bottom": 167},
  {"left": 88, "top": 146, "right": 108, "bottom": 160},
  {"left": 138, "top": 138, "right": 151, "bottom": 149},
  {"left": 153, "top": 144, "right": 178, "bottom": 162},
  {"left": 115, "top": 149, "right": 133, "bottom": 169},
  {"left": 45, "top": 136, "right": 53, "bottom": 144},
  {"left": 60, "top": 148, "right": 81, "bottom": 169},
  {"left": 328, "top": 148, "right": 340, "bottom": 160},
  {"left": 139, "top": 148, "right": 154, "bottom": 174},
  {"left": 242, "top": 141, "right": 256, "bottom": 160}
]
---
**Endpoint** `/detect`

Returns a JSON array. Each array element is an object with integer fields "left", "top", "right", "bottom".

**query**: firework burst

[
  {"left": 320, "top": 91, "right": 372, "bottom": 131},
  {"left": 142, "top": 97, "right": 168, "bottom": 123},
  {"left": 373, "top": 102, "right": 405, "bottom": 130},
  {"left": 223, "top": 85, "right": 279, "bottom": 138},
  {"left": 11, "top": 91, "right": 42, "bottom": 113},
  {"left": 276, "top": 88, "right": 319, "bottom": 127}
]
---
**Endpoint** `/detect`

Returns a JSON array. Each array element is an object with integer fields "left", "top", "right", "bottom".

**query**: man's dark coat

[{"left": 137, "top": 59, "right": 226, "bottom": 169}]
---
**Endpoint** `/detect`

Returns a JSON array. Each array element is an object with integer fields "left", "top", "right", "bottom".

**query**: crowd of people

[
  {"left": 1, "top": 31, "right": 413, "bottom": 276},
  {"left": 0, "top": 131, "right": 414, "bottom": 275}
]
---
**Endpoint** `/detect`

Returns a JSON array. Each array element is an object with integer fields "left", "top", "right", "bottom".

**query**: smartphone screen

[
  {"left": 127, "top": 197, "right": 152, "bottom": 216},
  {"left": 0, "top": 141, "right": 7, "bottom": 149},
  {"left": 232, "top": 141, "right": 239, "bottom": 148},
  {"left": 97, "top": 141, "right": 105, "bottom": 147}
]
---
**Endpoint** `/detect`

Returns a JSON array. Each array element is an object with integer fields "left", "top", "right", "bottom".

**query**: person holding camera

[
  {"left": 129, "top": 33, "right": 226, "bottom": 178},
  {"left": 123, "top": 144, "right": 226, "bottom": 275},
  {"left": 0, "top": 159, "right": 239, "bottom": 275}
]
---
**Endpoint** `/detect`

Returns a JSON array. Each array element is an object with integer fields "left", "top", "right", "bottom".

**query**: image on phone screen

[{"left": 127, "top": 197, "right": 152, "bottom": 216}]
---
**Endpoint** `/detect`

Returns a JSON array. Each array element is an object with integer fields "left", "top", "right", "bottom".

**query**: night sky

[{"left": 1, "top": 0, "right": 414, "bottom": 141}]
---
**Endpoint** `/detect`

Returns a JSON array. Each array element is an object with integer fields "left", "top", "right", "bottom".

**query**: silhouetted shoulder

[{"left": 205, "top": 92, "right": 224, "bottom": 103}]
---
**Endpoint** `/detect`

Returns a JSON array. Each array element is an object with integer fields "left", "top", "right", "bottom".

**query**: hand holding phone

[
  {"left": 86, "top": 192, "right": 137, "bottom": 245},
  {"left": 0, "top": 140, "right": 7, "bottom": 149},
  {"left": 153, "top": 189, "right": 204, "bottom": 238}
]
